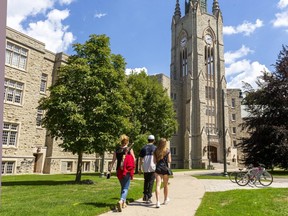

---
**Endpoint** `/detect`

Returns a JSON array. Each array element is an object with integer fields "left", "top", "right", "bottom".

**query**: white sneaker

[
  {"left": 163, "top": 198, "right": 170, "bottom": 205},
  {"left": 156, "top": 201, "right": 160, "bottom": 208}
]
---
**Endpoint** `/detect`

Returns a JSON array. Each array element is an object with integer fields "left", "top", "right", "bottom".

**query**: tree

[
  {"left": 38, "top": 35, "right": 132, "bottom": 183},
  {"left": 239, "top": 45, "right": 288, "bottom": 169},
  {"left": 126, "top": 71, "right": 178, "bottom": 154}
]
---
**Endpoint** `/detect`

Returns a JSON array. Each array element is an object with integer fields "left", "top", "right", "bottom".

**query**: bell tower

[{"left": 170, "top": 0, "right": 232, "bottom": 169}]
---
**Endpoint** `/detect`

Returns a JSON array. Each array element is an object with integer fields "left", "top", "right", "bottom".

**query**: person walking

[
  {"left": 108, "top": 134, "right": 135, "bottom": 212},
  {"left": 154, "top": 138, "right": 172, "bottom": 208},
  {"left": 139, "top": 134, "right": 157, "bottom": 204}
]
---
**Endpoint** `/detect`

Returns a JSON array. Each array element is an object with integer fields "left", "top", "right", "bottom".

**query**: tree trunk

[{"left": 75, "top": 151, "right": 83, "bottom": 183}]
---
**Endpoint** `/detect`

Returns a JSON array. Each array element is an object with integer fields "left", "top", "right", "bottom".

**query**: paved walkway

[{"left": 99, "top": 170, "right": 288, "bottom": 216}]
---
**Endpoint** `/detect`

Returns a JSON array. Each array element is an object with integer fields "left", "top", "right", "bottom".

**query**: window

[
  {"left": 2, "top": 123, "right": 19, "bottom": 146},
  {"left": 5, "top": 42, "right": 28, "bottom": 70},
  {"left": 36, "top": 109, "right": 44, "bottom": 127},
  {"left": 205, "top": 47, "right": 214, "bottom": 78},
  {"left": 232, "top": 114, "right": 236, "bottom": 121},
  {"left": 233, "top": 140, "right": 237, "bottom": 147},
  {"left": 231, "top": 98, "right": 235, "bottom": 108},
  {"left": 170, "top": 147, "right": 177, "bottom": 155},
  {"left": 82, "top": 162, "right": 90, "bottom": 172},
  {"left": 4, "top": 79, "right": 24, "bottom": 104},
  {"left": 206, "top": 106, "right": 215, "bottom": 116},
  {"left": 205, "top": 86, "right": 215, "bottom": 99},
  {"left": 180, "top": 48, "right": 188, "bottom": 77},
  {"left": 2, "top": 161, "right": 15, "bottom": 174},
  {"left": 40, "top": 73, "right": 48, "bottom": 93},
  {"left": 232, "top": 127, "right": 236, "bottom": 134}
]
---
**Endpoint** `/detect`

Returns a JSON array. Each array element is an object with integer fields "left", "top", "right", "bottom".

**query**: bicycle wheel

[
  {"left": 229, "top": 172, "right": 237, "bottom": 183},
  {"left": 236, "top": 172, "right": 249, "bottom": 186},
  {"left": 259, "top": 171, "right": 273, "bottom": 186}
]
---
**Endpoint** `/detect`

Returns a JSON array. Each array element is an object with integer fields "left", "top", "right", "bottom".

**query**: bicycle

[
  {"left": 229, "top": 168, "right": 245, "bottom": 183},
  {"left": 235, "top": 164, "right": 273, "bottom": 187}
]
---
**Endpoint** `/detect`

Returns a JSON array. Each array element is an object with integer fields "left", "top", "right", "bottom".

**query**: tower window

[
  {"left": 180, "top": 48, "right": 188, "bottom": 77},
  {"left": 205, "top": 47, "right": 214, "bottom": 78}
]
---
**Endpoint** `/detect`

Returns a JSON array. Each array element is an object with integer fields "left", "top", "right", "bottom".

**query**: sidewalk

[
  {"left": 99, "top": 170, "right": 207, "bottom": 216},
  {"left": 99, "top": 170, "right": 288, "bottom": 216}
]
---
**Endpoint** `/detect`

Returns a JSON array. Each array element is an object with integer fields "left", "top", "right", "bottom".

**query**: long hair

[
  {"left": 120, "top": 134, "right": 129, "bottom": 146},
  {"left": 154, "top": 138, "right": 168, "bottom": 162}
]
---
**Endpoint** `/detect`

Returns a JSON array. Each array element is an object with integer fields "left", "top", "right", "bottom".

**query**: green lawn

[
  {"left": 0, "top": 173, "right": 144, "bottom": 216},
  {"left": 196, "top": 188, "right": 288, "bottom": 216},
  {"left": 1, "top": 170, "right": 287, "bottom": 216}
]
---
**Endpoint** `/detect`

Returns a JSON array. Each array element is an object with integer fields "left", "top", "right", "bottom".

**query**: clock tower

[{"left": 170, "top": 0, "right": 232, "bottom": 169}]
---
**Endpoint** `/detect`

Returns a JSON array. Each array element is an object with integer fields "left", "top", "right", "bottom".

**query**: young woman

[
  {"left": 153, "top": 138, "right": 172, "bottom": 208},
  {"left": 109, "top": 134, "right": 135, "bottom": 212}
]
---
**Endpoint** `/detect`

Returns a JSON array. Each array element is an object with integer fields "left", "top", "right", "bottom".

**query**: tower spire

[
  {"left": 174, "top": 0, "right": 181, "bottom": 20},
  {"left": 212, "top": 0, "right": 220, "bottom": 15}
]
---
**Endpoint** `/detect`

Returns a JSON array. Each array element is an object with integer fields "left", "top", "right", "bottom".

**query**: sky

[{"left": 6, "top": 0, "right": 288, "bottom": 89}]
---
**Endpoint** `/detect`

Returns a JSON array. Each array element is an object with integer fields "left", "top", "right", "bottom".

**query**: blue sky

[{"left": 7, "top": 0, "right": 288, "bottom": 89}]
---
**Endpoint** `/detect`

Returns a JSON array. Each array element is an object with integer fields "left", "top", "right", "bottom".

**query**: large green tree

[
  {"left": 38, "top": 35, "right": 132, "bottom": 183},
  {"left": 239, "top": 45, "right": 288, "bottom": 169},
  {"left": 126, "top": 71, "right": 178, "bottom": 155}
]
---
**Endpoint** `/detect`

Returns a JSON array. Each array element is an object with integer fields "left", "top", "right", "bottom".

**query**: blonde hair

[
  {"left": 120, "top": 134, "right": 129, "bottom": 146},
  {"left": 154, "top": 138, "right": 168, "bottom": 162}
]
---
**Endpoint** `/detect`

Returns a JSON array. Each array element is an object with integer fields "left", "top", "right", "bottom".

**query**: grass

[
  {"left": 195, "top": 188, "right": 288, "bottom": 216},
  {"left": 0, "top": 173, "right": 144, "bottom": 216}
]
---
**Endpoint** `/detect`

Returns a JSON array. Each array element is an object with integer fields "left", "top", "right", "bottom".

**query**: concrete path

[{"left": 99, "top": 170, "right": 288, "bottom": 216}]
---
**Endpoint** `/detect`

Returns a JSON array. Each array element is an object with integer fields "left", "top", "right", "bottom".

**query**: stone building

[
  {"left": 169, "top": 0, "right": 235, "bottom": 169},
  {"left": 2, "top": 27, "right": 98, "bottom": 175}
]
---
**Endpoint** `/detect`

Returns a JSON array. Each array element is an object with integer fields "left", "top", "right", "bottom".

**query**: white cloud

[
  {"left": 272, "top": 10, "right": 288, "bottom": 27},
  {"left": 223, "top": 19, "right": 263, "bottom": 36},
  {"left": 224, "top": 45, "right": 253, "bottom": 65},
  {"left": 278, "top": 0, "right": 288, "bottom": 9},
  {"left": 226, "top": 61, "right": 268, "bottom": 89},
  {"left": 25, "top": 9, "right": 75, "bottom": 52},
  {"left": 7, "top": 0, "right": 75, "bottom": 53},
  {"left": 125, "top": 67, "right": 148, "bottom": 75},
  {"left": 59, "top": 0, "right": 75, "bottom": 5},
  {"left": 94, "top": 13, "right": 107, "bottom": 19}
]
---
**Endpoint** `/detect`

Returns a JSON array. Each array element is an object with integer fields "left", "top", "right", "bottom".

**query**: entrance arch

[{"left": 208, "top": 146, "right": 217, "bottom": 162}]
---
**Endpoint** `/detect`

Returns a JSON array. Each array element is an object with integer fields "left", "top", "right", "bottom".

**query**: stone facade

[
  {"left": 2, "top": 27, "right": 99, "bottom": 175},
  {"left": 170, "top": 1, "right": 234, "bottom": 169}
]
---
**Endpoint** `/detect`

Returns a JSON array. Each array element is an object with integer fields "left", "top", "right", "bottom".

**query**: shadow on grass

[{"left": 2, "top": 180, "right": 79, "bottom": 186}]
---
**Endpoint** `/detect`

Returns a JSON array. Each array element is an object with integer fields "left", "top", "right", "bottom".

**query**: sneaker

[
  {"left": 142, "top": 195, "right": 147, "bottom": 202},
  {"left": 156, "top": 201, "right": 160, "bottom": 208},
  {"left": 146, "top": 199, "right": 152, "bottom": 204},
  {"left": 117, "top": 201, "right": 123, "bottom": 212},
  {"left": 122, "top": 202, "right": 127, "bottom": 208},
  {"left": 163, "top": 198, "right": 170, "bottom": 205}
]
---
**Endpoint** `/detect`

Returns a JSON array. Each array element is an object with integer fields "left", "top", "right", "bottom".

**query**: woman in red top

[{"left": 109, "top": 134, "right": 135, "bottom": 212}]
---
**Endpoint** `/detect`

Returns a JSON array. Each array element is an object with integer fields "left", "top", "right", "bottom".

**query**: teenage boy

[{"left": 139, "top": 135, "right": 157, "bottom": 203}]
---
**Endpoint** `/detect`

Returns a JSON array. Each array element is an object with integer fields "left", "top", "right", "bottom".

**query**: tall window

[
  {"left": 5, "top": 42, "right": 28, "bottom": 70},
  {"left": 82, "top": 162, "right": 91, "bottom": 172},
  {"left": 4, "top": 79, "right": 24, "bottom": 104},
  {"left": 232, "top": 113, "right": 236, "bottom": 121},
  {"left": 2, "top": 161, "right": 15, "bottom": 174},
  {"left": 180, "top": 48, "right": 188, "bottom": 77},
  {"left": 231, "top": 98, "right": 235, "bottom": 108},
  {"left": 40, "top": 73, "right": 48, "bottom": 93},
  {"left": 2, "top": 123, "right": 19, "bottom": 146},
  {"left": 205, "top": 86, "right": 215, "bottom": 99},
  {"left": 36, "top": 109, "right": 44, "bottom": 127},
  {"left": 170, "top": 147, "right": 177, "bottom": 155},
  {"left": 205, "top": 47, "right": 214, "bottom": 78}
]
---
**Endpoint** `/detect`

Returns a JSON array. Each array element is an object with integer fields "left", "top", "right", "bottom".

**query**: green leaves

[{"left": 240, "top": 45, "right": 288, "bottom": 169}]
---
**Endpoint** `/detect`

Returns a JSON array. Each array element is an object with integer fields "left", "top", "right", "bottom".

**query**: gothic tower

[{"left": 170, "top": 0, "right": 232, "bottom": 169}]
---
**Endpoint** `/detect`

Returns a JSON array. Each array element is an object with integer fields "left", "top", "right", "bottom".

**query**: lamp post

[
  {"left": 222, "top": 89, "right": 228, "bottom": 176},
  {"left": 207, "top": 129, "right": 211, "bottom": 169}
]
